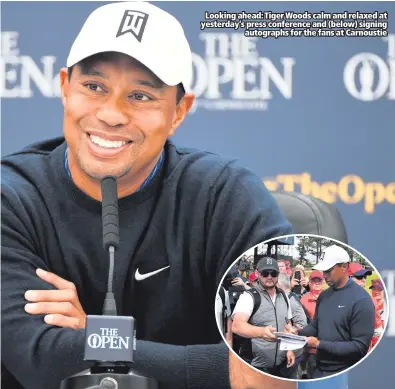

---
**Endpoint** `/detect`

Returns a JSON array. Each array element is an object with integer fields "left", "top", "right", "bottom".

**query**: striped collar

[{"left": 64, "top": 147, "right": 164, "bottom": 193}]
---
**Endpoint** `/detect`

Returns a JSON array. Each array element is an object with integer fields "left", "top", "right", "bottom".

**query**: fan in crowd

[
  {"left": 290, "top": 265, "right": 308, "bottom": 298},
  {"left": 370, "top": 278, "right": 385, "bottom": 327},
  {"left": 369, "top": 278, "right": 386, "bottom": 350},
  {"left": 348, "top": 262, "right": 372, "bottom": 288},
  {"left": 299, "top": 270, "right": 325, "bottom": 378}
]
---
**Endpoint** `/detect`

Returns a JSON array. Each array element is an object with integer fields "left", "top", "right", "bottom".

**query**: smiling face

[{"left": 60, "top": 52, "right": 194, "bottom": 199}]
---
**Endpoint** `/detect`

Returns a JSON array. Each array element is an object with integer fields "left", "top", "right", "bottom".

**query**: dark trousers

[{"left": 305, "top": 353, "right": 317, "bottom": 379}]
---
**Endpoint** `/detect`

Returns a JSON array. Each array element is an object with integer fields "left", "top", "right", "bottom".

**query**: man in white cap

[
  {"left": 285, "top": 244, "right": 375, "bottom": 378},
  {"left": 1, "top": 2, "right": 293, "bottom": 389}
]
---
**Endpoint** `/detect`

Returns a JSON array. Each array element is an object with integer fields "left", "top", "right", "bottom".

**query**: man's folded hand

[{"left": 24, "top": 268, "right": 86, "bottom": 329}]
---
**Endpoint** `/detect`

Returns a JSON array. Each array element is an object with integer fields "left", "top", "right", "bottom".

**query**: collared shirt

[
  {"left": 344, "top": 277, "right": 353, "bottom": 287},
  {"left": 64, "top": 147, "right": 164, "bottom": 192}
]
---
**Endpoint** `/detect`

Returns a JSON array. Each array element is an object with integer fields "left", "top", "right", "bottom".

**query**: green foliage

[
  {"left": 298, "top": 236, "right": 370, "bottom": 267},
  {"left": 296, "top": 236, "right": 308, "bottom": 266}
]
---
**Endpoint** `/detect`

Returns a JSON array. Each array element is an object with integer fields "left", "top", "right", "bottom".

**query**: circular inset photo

[{"left": 215, "top": 234, "right": 389, "bottom": 382}]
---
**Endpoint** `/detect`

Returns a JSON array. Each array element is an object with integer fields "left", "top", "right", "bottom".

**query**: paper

[{"left": 274, "top": 332, "right": 307, "bottom": 351}]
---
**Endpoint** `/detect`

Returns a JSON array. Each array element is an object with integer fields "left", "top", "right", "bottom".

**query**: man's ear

[
  {"left": 168, "top": 93, "right": 195, "bottom": 137},
  {"left": 59, "top": 68, "right": 69, "bottom": 107}
]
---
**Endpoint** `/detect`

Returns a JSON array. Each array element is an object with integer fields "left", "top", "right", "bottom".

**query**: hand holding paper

[
  {"left": 261, "top": 325, "right": 277, "bottom": 341},
  {"left": 306, "top": 336, "right": 320, "bottom": 348},
  {"left": 274, "top": 332, "right": 307, "bottom": 351}
]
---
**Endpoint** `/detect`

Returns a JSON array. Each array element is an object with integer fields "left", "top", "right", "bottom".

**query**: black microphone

[
  {"left": 101, "top": 176, "right": 119, "bottom": 317},
  {"left": 83, "top": 176, "right": 135, "bottom": 365},
  {"left": 101, "top": 175, "right": 119, "bottom": 251},
  {"left": 60, "top": 176, "right": 158, "bottom": 389}
]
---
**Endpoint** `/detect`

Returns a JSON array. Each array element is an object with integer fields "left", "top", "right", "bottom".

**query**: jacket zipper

[
  {"left": 264, "top": 290, "right": 279, "bottom": 370},
  {"left": 272, "top": 294, "right": 279, "bottom": 369}
]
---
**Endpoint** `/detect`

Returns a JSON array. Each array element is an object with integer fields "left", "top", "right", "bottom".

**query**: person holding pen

[
  {"left": 278, "top": 273, "right": 308, "bottom": 378},
  {"left": 284, "top": 245, "right": 375, "bottom": 378}
]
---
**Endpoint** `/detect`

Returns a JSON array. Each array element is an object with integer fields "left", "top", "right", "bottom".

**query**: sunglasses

[
  {"left": 260, "top": 270, "right": 279, "bottom": 278},
  {"left": 352, "top": 275, "right": 367, "bottom": 280}
]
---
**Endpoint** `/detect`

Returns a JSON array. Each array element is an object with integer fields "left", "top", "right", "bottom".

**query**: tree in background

[
  {"left": 300, "top": 236, "right": 370, "bottom": 267},
  {"left": 305, "top": 236, "right": 328, "bottom": 264},
  {"left": 319, "top": 240, "right": 368, "bottom": 265},
  {"left": 296, "top": 236, "right": 309, "bottom": 266}
]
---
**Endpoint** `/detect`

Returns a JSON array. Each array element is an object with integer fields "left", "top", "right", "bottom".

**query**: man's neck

[
  {"left": 67, "top": 152, "right": 161, "bottom": 201},
  {"left": 334, "top": 276, "right": 350, "bottom": 290},
  {"left": 265, "top": 287, "right": 276, "bottom": 297}
]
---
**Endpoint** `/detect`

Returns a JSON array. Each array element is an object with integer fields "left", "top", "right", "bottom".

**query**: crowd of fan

[{"left": 217, "top": 251, "right": 385, "bottom": 380}]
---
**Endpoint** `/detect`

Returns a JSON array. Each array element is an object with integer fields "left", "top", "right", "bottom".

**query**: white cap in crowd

[{"left": 313, "top": 245, "right": 350, "bottom": 272}]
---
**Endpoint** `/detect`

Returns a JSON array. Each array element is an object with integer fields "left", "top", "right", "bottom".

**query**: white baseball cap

[
  {"left": 67, "top": 2, "right": 192, "bottom": 91},
  {"left": 313, "top": 245, "right": 350, "bottom": 272}
]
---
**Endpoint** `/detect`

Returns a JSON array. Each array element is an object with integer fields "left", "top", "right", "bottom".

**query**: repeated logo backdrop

[{"left": 1, "top": 2, "right": 394, "bottom": 388}]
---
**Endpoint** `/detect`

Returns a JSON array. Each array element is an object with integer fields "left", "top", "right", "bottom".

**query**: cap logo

[
  {"left": 116, "top": 10, "right": 149, "bottom": 42},
  {"left": 267, "top": 258, "right": 272, "bottom": 265}
]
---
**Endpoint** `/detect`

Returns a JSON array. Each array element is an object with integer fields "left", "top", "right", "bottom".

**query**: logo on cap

[
  {"left": 267, "top": 258, "right": 273, "bottom": 265},
  {"left": 116, "top": 10, "right": 149, "bottom": 42}
]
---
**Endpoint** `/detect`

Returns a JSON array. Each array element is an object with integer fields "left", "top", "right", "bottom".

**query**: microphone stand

[{"left": 60, "top": 177, "right": 158, "bottom": 389}]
